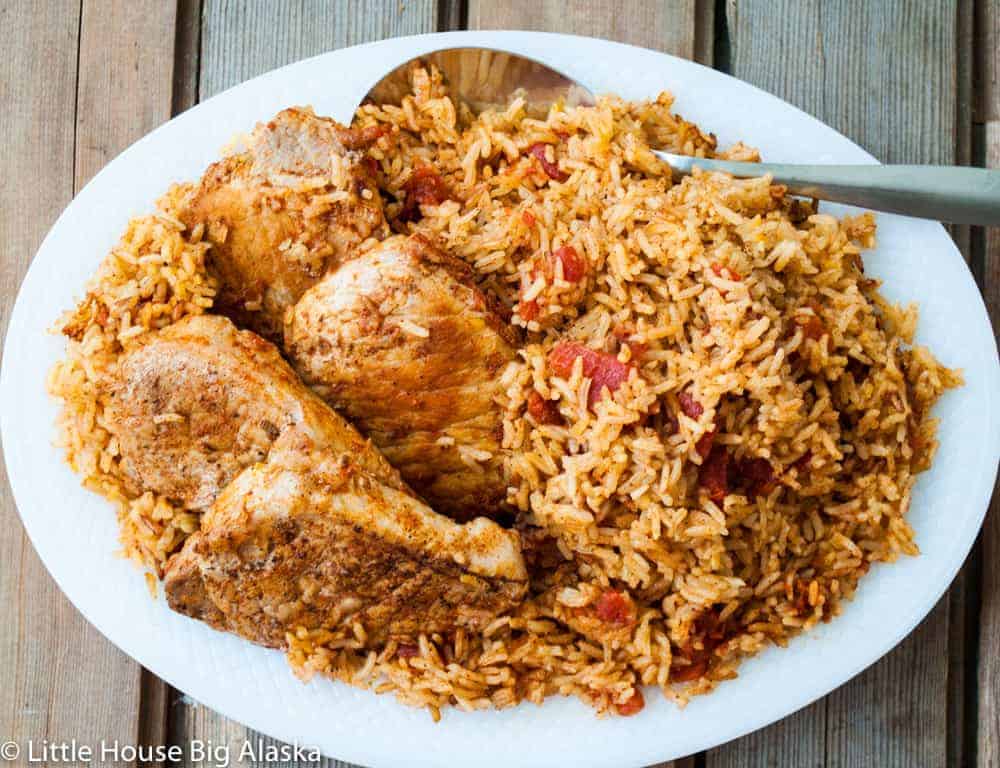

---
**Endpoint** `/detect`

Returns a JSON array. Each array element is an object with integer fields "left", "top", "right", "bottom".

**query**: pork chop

[
  {"left": 284, "top": 234, "right": 517, "bottom": 520},
  {"left": 165, "top": 432, "right": 527, "bottom": 648},
  {"left": 180, "top": 107, "right": 388, "bottom": 341},
  {"left": 104, "top": 313, "right": 404, "bottom": 512}
]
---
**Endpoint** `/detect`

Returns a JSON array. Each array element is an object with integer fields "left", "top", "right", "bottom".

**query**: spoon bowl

[{"left": 362, "top": 47, "right": 594, "bottom": 118}]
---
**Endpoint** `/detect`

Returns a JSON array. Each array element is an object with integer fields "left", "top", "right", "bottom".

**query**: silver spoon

[{"left": 360, "top": 47, "right": 1000, "bottom": 226}]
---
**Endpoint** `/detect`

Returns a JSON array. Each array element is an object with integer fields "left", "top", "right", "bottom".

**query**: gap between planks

[{"left": 974, "top": 3, "right": 999, "bottom": 767}]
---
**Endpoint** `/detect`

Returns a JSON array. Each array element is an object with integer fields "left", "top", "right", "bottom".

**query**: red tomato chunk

[
  {"left": 516, "top": 246, "right": 585, "bottom": 322},
  {"left": 795, "top": 301, "right": 827, "bottom": 341},
  {"left": 593, "top": 590, "right": 636, "bottom": 627},
  {"left": 615, "top": 688, "right": 645, "bottom": 716},
  {"left": 710, "top": 262, "right": 742, "bottom": 281},
  {"left": 527, "top": 142, "right": 569, "bottom": 182},
  {"left": 551, "top": 245, "right": 586, "bottom": 282},
  {"left": 396, "top": 643, "right": 420, "bottom": 659},
  {"left": 527, "top": 391, "right": 562, "bottom": 425},
  {"left": 671, "top": 609, "right": 730, "bottom": 683},
  {"left": 695, "top": 429, "right": 716, "bottom": 459},
  {"left": 548, "top": 342, "right": 634, "bottom": 407},
  {"left": 678, "top": 391, "right": 704, "bottom": 419},
  {"left": 736, "top": 456, "right": 777, "bottom": 497},
  {"left": 670, "top": 659, "right": 708, "bottom": 683},
  {"left": 698, "top": 447, "right": 778, "bottom": 502},
  {"left": 517, "top": 298, "right": 540, "bottom": 322},
  {"left": 699, "top": 445, "right": 730, "bottom": 503},
  {"left": 400, "top": 166, "right": 450, "bottom": 221}
]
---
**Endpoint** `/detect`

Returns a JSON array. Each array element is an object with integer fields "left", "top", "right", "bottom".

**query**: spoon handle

[{"left": 656, "top": 153, "right": 1000, "bottom": 226}]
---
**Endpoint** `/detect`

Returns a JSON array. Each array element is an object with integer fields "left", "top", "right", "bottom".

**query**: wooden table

[{"left": 1, "top": 2, "right": 996, "bottom": 766}]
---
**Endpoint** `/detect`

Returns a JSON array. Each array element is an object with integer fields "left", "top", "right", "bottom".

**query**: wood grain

[
  {"left": 977, "top": 1, "right": 999, "bottom": 764},
  {"left": 708, "top": 2, "right": 963, "bottom": 766},
  {"left": 708, "top": 701, "right": 825, "bottom": 768},
  {"left": 469, "top": 0, "right": 700, "bottom": 60},
  {"left": 77, "top": 0, "right": 179, "bottom": 185},
  {"left": 173, "top": 0, "right": 204, "bottom": 114},
  {"left": 199, "top": 0, "right": 439, "bottom": 99}
]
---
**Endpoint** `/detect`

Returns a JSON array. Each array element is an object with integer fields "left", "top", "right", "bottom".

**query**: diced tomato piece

[
  {"left": 710, "top": 262, "right": 742, "bottom": 281},
  {"left": 340, "top": 123, "right": 390, "bottom": 150},
  {"left": 611, "top": 325, "right": 647, "bottom": 361},
  {"left": 695, "top": 427, "right": 716, "bottom": 459},
  {"left": 693, "top": 609, "right": 728, "bottom": 649},
  {"left": 400, "top": 166, "right": 450, "bottom": 221},
  {"left": 626, "top": 340, "right": 647, "bottom": 360},
  {"left": 575, "top": 348, "right": 628, "bottom": 394},
  {"left": 736, "top": 457, "right": 777, "bottom": 497},
  {"left": 522, "top": 209, "right": 536, "bottom": 227},
  {"left": 670, "top": 608, "right": 730, "bottom": 683},
  {"left": 517, "top": 263, "right": 543, "bottom": 321},
  {"left": 527, "top": 142, "right": 569, "bottom": 182},
  {"left": 678, "top": 391, "right": 704, "bottom": 419},
  {"left": 670, "top": 658, "right": 708, "bottom": 683},
  {"left": 548, "top": 342, "right": 634, "bottom": 408},
  {"left": 797, "top": 315, "right": 826, "bottom": 340},
  {"left": 551, "top": 245, "right": 586, "bottom": 282},
  {"left": 615, "top": 688, "right": 645, "bottom": 716},
  {"left": 547, "top": 342, "right": 584, "bottom": 377},
  {"left": 593, "top": 590, "right": 636, "bottom": 627},
  {"left": 396, "top": 643, "right": 420, "bottom": 659},
  {"left": 527, "top": 391, "right": 562, "bottom": 425},
  {"left": 516, "top": 246, "right": 585, "bottom": 320},
  {"left": 517, "top": 297, "right": 540, "bottom": 321},
  {"left": 699, "top": 445, "right": 730, "bottom": 503},
  {"left": 795, "top": 301, "right": 827, "bottom": 341}
]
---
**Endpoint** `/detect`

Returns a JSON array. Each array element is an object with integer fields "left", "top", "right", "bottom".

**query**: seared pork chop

[
  {"left": 165, "top": 432, "right": 527, "bottom": 648},
  {"left": 284, "top": 234, "right": 517, "bottom": 520},
  {"left": 104, "top": 313, "right": 404, "bottom": 511},
  {"left": 180, "top": 107, "right": 388, "bottom": 341}
]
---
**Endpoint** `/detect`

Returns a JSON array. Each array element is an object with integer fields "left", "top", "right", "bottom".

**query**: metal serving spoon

[{"left": 361, "top": 47, "right": 1000, "bottom": 226}]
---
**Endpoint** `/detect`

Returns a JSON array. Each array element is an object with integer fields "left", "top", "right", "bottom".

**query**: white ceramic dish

[{"left": 3, "top": 30, "right": 998, "bottom": 768}]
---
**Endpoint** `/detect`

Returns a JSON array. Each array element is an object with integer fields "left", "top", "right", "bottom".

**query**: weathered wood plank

[
  {"left": 173, "top": 0, "right": 204, "bottom": 114},
  {"left": 77, "top": 0, "right": 179, "bottom": 185},
  {"left": 693, "top": 0, "right": 715, "bottom": 67},
  {"left": 978, "top": 136, "right": 1000, "bottom": 768},
  {"left": 949, "top": 3, "right": 976, "bottom": 765},
  {"left": 709, "top": 702, "right": 825, "bottom": 768},
  {"left": 707, "top": 2, "right": 963, "bottom": 766},
  {"left": 0, "top": 0, "right": 177, "bottom": 763},
  {"left": 976, "top": 2, "right": 999, "bottom": 764},
  {"left": 468, "top": 0, "right": 699, "bottom": 60},
  {"left": 199, "top": 0, "right": 439, "bottom": 99},
  {"left": 168, "top": 3, "right": 445, "bottom": 765}
]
